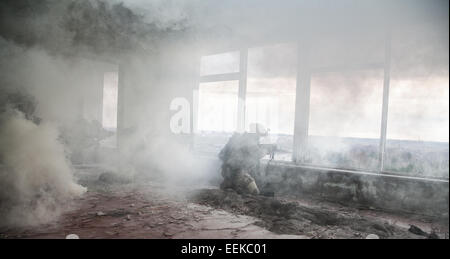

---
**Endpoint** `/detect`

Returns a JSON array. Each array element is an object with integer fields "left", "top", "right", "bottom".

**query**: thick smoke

[
  {"left": 0, "top": 0, "right": 210, "bottom": 228},
  {"left": 0, "top": 108, "right": 86, "bottom": 227},
  {"left": 0, "top": 0, "right": 144, "bottom": 227},
  {"left": 0, "top": 0, "right": 448, "bottom": 227}
]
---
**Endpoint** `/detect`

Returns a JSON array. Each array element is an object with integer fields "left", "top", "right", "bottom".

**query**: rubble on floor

[
  {"left": 0, "top": 182, "right": 305, "bottom": 239},
  {"left": 0, "top": 170, "right": 448, "bottom": 239},
  {"left": 190, "top": 188, "right": 449, "bottom": 239}
]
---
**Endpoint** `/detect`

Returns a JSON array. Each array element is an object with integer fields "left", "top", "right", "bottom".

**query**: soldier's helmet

[{"left": 248, "top": 123, "right": 269, "bottom": 136}]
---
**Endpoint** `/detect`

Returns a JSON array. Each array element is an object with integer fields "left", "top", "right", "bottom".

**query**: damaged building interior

[{"left": 0, "top": 0, "right": 448, "bottom": 240}]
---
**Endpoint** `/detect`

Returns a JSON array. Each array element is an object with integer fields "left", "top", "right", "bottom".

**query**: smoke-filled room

[{"left": 0, "top": 0, "right": 448, "bottom": 247}]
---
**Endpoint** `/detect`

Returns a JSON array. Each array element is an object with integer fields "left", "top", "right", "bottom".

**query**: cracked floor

[
  {"left": 0, "top": 169, "right": 447, "bottom": 239},
  {"left": 0, "top": 182, "right": 306, "bottom": 239}
]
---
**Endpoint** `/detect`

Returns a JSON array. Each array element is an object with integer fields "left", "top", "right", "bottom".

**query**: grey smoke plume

[
  {"left": 0, "top": 108, "right": 86, "bottom": 227},
  {"left": 0, "top": 0, "right": 207, "bottom": 228}
]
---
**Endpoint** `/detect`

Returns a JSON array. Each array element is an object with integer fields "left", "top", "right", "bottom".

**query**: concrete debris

[
  {"left": 408, "top": 225, "right": 427, "bottom": 236},
  {"left": 108, "top": 209, "right": 129, "bottom": 217},
  {"left": 65, "top": 234, "right": 79, "bottom": 239},
  {"left": 365, "top": 234, "right": 379, "bottom": 239},
  {"left": 2, "top": 183, "right": 447, "bottom": 239},
  {"left": 408, "top": 225, "right": 440, "bottom": 239},
  {"left": 96, "top": 211, "right": 106, "bottom": 216},
  {"left": 191, "top": 188, "right": 425, "bottom": 239}
]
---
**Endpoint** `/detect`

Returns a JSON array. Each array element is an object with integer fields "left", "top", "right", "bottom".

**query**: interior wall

[{"left": 259, "top": 161, "right": 449, "bottom": 218}]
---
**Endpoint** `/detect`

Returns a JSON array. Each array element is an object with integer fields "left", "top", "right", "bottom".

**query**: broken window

[
  {"left": 194, "top": 50, "right": 241, "bottom": 155},
  {"left": 384, "top": 24, "right": 449, "bottom": 179},
  {"left": 246, "top": 43, "right": 297, "bottom": 161},
  {"left": 194, "top": 80, "right": 239, "bottom": 155},
  {"left": 307, "top": 69, "right": 384, "bottom": 170},
  {"left": 384, "top": 77, "right": 449, "bottom": 179}
]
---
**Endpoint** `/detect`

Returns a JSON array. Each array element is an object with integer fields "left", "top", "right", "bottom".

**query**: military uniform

[{"left": 218, "top": 132, "right": 267, "bottom": 195}]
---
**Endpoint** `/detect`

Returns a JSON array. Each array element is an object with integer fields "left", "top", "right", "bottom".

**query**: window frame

[{"left": 194, "top": 35, "right": 449, "bottom": 180}]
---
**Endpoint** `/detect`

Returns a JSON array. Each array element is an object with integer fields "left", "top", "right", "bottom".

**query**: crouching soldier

[{"left": 218, "top": 124, "right": 274, "bottom": 195}]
